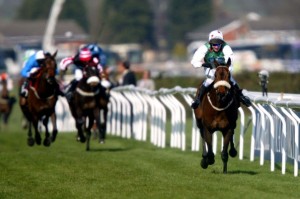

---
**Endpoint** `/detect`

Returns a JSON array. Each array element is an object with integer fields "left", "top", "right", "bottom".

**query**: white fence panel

[{"left": 54, "top": 87, "right": 300, "bottom": 177}]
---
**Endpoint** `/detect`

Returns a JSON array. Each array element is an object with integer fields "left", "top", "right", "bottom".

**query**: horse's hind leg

[
  {"left": 42, "top": 116, "right": 51, "bottom": 147},
  {"left": 229, "top": 132, "right": 237, "bottom": 158}
]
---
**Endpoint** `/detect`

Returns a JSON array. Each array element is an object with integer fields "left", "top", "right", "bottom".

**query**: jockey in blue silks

[{"left": 20, "top": 50, "right": 63, "bottom": 97}]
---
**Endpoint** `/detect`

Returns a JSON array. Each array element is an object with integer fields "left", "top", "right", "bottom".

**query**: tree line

[{"left": 16, "top": 0, "right": 212, "bottom": 54}]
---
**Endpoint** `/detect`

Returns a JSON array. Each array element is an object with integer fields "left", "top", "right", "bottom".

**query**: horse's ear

[
  {"left": 52, "top": 50, "right": 58, "bottom": 58},
  {"left": 226, "top": 58, "right": 231, "bottom": 67}
]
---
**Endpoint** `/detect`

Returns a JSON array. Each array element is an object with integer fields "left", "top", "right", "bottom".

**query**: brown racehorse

[
  {"left": 68, "top": 65, "right": 108, "bottom": 151},
  {"left": 19, "top": 51, "right": 59, "bottom": 147},
  {"left": 0, "top": 76, "right": 16, "bottom": 128},
  {"left": 194, "top": 58, "right": 239, "bottom": 173}
]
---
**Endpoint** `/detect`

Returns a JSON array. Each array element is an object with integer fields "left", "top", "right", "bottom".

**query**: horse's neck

[
  {"left": 35, "top": 77, "right": 55, "bottom": 97},
  {"left": 78, "top": 79, "right": 93, "bottom": 91}
]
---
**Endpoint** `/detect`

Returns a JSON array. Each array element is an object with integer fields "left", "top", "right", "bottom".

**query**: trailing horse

[
  {"left": 0, "top": 76, "right": 16, "bottom": 128},
  {"left": 67, "top": 65, "right": 109, "bottom": 151},
  {"left": 194, "top": 58, "right": 239, "bottom": 173},
  {"left": 19, "top": 51, "right": 59, "bottom": 147}
]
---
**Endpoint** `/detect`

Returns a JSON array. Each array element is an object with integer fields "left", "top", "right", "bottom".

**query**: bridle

[{"left": 207, "top": 66, "right": 233, "bottom": 111}]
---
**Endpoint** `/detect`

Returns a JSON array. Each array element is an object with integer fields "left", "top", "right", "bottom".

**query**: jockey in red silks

[{"left": 59, "top": 47, "right": 103, "bottom": 102}]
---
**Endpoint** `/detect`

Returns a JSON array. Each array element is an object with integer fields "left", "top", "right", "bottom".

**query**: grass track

[
  {"left": 0, "top": 88, "right": 299, "bottom": 199},
  {"left": 1, "top": 127, "right": 300, "bottom": 199}
]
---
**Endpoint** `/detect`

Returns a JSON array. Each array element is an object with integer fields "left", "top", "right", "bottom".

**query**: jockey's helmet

[
  {"left": 35, "top": 50, "right": 45, "bottom": 61},
  {"left": 87, "top": 44, "right": 103, "bottom": 56},
  {"left": 209, "top": 30, "right": 224, "bottom": 44},
  {"left": 79, "top": 48, "right": 92, "bottom": 62}
]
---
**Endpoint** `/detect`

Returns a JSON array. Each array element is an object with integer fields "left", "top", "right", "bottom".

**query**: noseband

[{"left": 207, "top": 66, "right": 233, "bottom": 111}]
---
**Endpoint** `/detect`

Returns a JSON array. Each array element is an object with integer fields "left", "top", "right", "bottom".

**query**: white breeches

[{"left": 74, "top": 69, "right": 83, "bottom": 81}]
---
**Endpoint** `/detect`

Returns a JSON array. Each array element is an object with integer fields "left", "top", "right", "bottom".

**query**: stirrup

[{"left": 191, "top": 99, "right": 200, "bottom": 109}]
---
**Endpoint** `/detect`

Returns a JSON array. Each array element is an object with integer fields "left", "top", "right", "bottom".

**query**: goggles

[{"left": 212, "top": 43, "right": 222, "bottom": 47}]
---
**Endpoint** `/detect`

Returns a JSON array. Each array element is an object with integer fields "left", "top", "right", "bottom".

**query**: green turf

[
  {"left": 0, "top": 87, "right": 299, "bottom": 199},
  {"left": 0, "top": 115, "right": 299, "bottom": 199}
]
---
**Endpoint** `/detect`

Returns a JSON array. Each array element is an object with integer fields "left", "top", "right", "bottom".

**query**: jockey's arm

[
  {"left": 21, "top": 56, "right": 39, "bottom": 78},
  {"left": 59, "top": 57, "right": 74, "bottom": 81},
  {"left": 223, "top": 45, "right": 234, "bottom": 72},
  {"left": 191, "top": 45, "right": 208, "bottom": 68}
]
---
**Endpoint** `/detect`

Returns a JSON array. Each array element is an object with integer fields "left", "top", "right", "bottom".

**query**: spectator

[
  {"left": 117, "top": 60, "right": 137, "bottom": 86},
  {"left": 138, "top": 70, "right": 155, "bottom": 90}
]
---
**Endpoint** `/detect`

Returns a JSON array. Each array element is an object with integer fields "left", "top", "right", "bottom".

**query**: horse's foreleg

[
  {"left": 86, "top": 116, "right": 95, "bottom": 151},
  {"left": 76, "top": 117, "right": 85, "bottom": 143},
  {"left": 221, "top": 130, "right": 234, "bottom": 174},
  {"left": 42, "top": 116, "right": 51, "bottom": 147},
  {"left": 50, "top": 113, "right": 58, "bottom": 142},
  {"left": 32, "top": 119, "right": 41, "bottom": 145},
  {"left": 200, "top": 128, "right": 214, "bottom": 169},
  {"left": 99, "top": 108, "right": 107, "bottom": 144},
  {"left": 27, "top": 122, "right": 35, "bottom": 146}
]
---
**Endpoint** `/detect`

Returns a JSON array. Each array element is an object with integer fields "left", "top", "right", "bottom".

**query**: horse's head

[
  {"left": 83, "top": 66, "right": 100, "bottom": 87},
  {"left": 213, "top": 58, "right": 232, "bottom": 103},
  {"left": 40, "top": 51, "right": 57, "bottom": 85}
]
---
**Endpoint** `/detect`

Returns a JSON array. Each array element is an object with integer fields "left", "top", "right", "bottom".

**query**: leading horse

[
  {"left": 19, "top": 51, "right": 59, "bottom": 147},
  {"left": 194, "top": 58, "right": 239, "bottom": 173},
  {"left": 68, "top": 65, "right": 108, "bottom": 151}
]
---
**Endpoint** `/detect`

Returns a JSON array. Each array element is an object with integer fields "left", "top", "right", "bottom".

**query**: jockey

[
  {"left": 84, "top": 43, "right": 107, "bottom": 68},
  {"left": 190, "top": 30, "right": 251, "bottom": 109},
  {"left": 59, "top": 47, "right": 103, "bottom": 102},
  {"left": 20, "top": 50, "right": 64, "bottom": 97}
]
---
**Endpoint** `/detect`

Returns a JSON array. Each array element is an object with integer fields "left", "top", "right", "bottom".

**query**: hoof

[
  {"left": 51, "top": 130, "right": 58, "bottom": 142},
  {"left": 27, "top": 137, "right": 35, "bottom": 147},
  {"left": 35, "top": 137, "right": 41, "bottom": 145},
  {"left": 43, "top": 138, "right": 51, "bottom": 147},
  {"left": 207, "top": 153, "right": 215, "bottom": 165},
  {"left": 229, "top": 148, "right": 237, "bottom": 157},
  {"left": 78, "top": 136, "right": 86, "bottom": 143},
  {"left": 200, "top": 158, "right": 208, "bottom": 169}
]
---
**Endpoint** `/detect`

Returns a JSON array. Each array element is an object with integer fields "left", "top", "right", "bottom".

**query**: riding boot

[
  {"left": 233, "top": 83, "right": 251, "bottom": 107},
  {"left": 191, "top": 85, "right": 208, "bottom": 109},
  {"left": 20, "top": 79, "right": 29, "bottom": 97},
  {"left": 65, "top": 79, "right": 78, "bottom": 102}
]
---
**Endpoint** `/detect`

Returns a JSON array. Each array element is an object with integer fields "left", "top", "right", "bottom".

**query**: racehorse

[
  {"left": 68, "top": 65, "right": 108, "bottom": 151},
  {"left": 0, "top": 77, "right": 16, "bottom": 128},
  {"left": 19, "top": 51, "right": 59, "bottom": 147},
  {"left": 194, "top": 58, "right": 239, "bottom": 173}
]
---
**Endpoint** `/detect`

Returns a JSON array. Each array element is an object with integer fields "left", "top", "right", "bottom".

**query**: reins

[{"left": 207, "top": 92, "right": 233, "bottom": 111}]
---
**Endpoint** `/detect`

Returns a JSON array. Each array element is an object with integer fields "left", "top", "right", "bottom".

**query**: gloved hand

[{"left": 202, "top": 63, "right": 212, "bottom": 69}]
